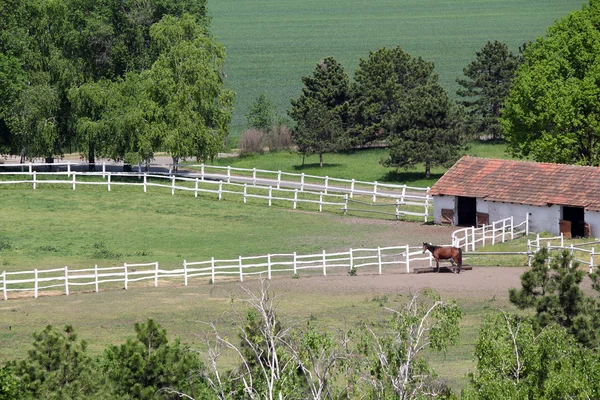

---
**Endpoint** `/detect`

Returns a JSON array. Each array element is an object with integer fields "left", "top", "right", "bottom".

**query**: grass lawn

[
  {"left": 209, "top": 0, "right": 585, "bottom": 136},
  {"left": 200, "top": 140, "right": 513, "bottom": 187}
]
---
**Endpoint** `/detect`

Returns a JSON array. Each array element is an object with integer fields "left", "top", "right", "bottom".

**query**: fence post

[
  {"left": 143, "top": 173, "right": 147, "bottom": 193},
  {"left": 218, "top": 181, "right": 222, "bottom": 200},
  {"left": 184, "top": 260, "right": 188, "bottom": 286},
  {"left": 124, "top": 263, "right": 128, "bottom": 290},
  {"left": 324, "top": 176, "right": 329, "bottom": 194},
  {"left": 319, "top": 193, "right": 323, "bottom": 212},
  {"left": 107, "top": 173, "right": 111, "bottom": 191},
  {"left": 293, "top": 252, "right": 297, "bottom": 276},
  {"left": 569, "top": 244, "right": 574, "bottom": 269},
  {"left": 34, "top": 269, "right": 39, "bottom": 298},
  {"left": 536, "top": 233, "right": 540, "bottom": 249},
  {"left": 2, "top": 271, "right": 7, "bottom": 300},
  {"left": 590, "top": 248, "right": 595, "bottom": 274},
  {"left": 525, "top": 213, "right": 529, "bottom": 236},
  {"left": 373, "top": 181, "right": 378, "bottom": 203},
  {"left": 300, "top": 173, "right": 305, "bottom": 191},
  {"left": 293, "top": 189, "right": 298, "bottom": 209},
  {"left": 226, "top": 166, "right": 231, "bottom": 183},
  {"left": 344, "top": 195, "right": 349, "bottom": 215},
  {"left": 528, "top": 240, "right": 532, "bottom": 267},
  {"left": 28, "top": 163, "right": 32, "bottom": 174},
  {"left": 268, "top": 186, "right": 272, "bottom": 207},
  {"left": 33, "top": 171, "right": 37, "bottom": 190},
  {"left": 195, "top": 178, "right": 199, "bottom": 198},
  {"left": 67, "top": 162, "right": 71, "bottom": 177},
  {"left": 322, "top": 250, "right": 327, "bottom": 276},
  {"left": 395, "top": 199, "right": 399, "bottom": 220},
  {"left": 95, "top": 264, "right": 99, "bottom": 293},
  {"left": 243, "top": 184, "right": 247, "bottom": 203},
  {"left": 64, "top": 266, "right": 69, "bottom": 296},
  {"left": 510, "top": 216, "right": 514, "bottom": 240},
  {"left": 482, "top": 225, "right": 486, "bottom": 247},
  {"left": 349, "top": 248, "right": 354, "bottom": 271},
  {"left": 350, "top": 179, "right": 355, "bottom": 198},
  {"left": 171, "top": 176, "right": 175, "bottom": 195},
  {"left": 471, "top": 227, "right": 476, "bottom": 251},
  {"left": 560, "top": 233, "right": 564, "bottom": 248},
  {"left": 102, "top": 162, "right": 106, "bottom": 178},
  {"left": 154, "top": 260, "right": 161, "bottom": 287},
  {"left": 252, "top": 167, "right": 257, "bottom": 184},
  {"left": 277, "top": 171, "right": 281, "bottom": 189},
  {"left": 72, "top": 172, "right": 76, "bottom": 191},
  {"left": 377, "top": 247, "right": 382, "bottom": 275},
  {"left": 201, "top": 164, "right": 205, "bottom": 181},
  {"left": 267, "top": 254, "right": 272, "bottom": 280},
  {"left": 211, "top": 257, "right": 215, "bottom": 284},
  {"left": 406, "top": 244, "right": 410, "bottom": 273},
  {"left": 239, "top": 256, "right": 243, "bottom": 282},
  {"left": 501, "top": 219, "right": 506, "bottom": 243}
]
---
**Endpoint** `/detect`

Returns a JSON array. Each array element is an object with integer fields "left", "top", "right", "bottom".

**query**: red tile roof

[{"left": 429, "top": 156, "right": 600, "bottom": 211}]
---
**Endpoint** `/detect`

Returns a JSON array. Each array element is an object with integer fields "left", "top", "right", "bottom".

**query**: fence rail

[
  {"left": 0, "top": 166, "right": 431, "bottom": 220},
  {"left": 1, "top": 246, "right": 444, "bottom": 300},
  {"left": 451, "top": 215, "right": 529, "bottom": 251}
]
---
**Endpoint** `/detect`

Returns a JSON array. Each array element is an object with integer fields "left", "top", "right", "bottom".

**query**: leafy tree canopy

[
  {"left": 501, "top": 0, "right": 600, "bottom": 165},
  {"left": 457, "top": 40, "right": 521, "bottom": 141}
]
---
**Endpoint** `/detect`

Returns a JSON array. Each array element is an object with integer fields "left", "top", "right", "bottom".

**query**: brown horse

[{"left": 422, "top": 243, "right": 463, "bottom": 273}]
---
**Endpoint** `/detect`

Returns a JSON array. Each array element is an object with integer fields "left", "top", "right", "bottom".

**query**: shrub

[
  {"left": 239, "top": 128, "right": 265, "bottom": 154},
  {"left": 266, "top": 124, "right": 294, "bottom": 151}
]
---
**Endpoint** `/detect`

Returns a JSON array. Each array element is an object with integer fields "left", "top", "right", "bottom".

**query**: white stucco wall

[
  {"left": 433, "top": 196, "right": 562, "bottom": 235},
  {"left": 585, "top": 210, "right": 600, "bottom": 239},
  {"left": 432, "top": 196, "right": 455, "bottom": 224}
]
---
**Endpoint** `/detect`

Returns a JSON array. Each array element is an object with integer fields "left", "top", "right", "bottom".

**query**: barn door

[
  {"left": 476, "top": 212, "right": 489, "bottom": 227},
  {"left": 441, "top": 209, "right": 454, "bottom": 225},
  {"left": 559, "top": 220, "right": 572, "bottom": 239}
]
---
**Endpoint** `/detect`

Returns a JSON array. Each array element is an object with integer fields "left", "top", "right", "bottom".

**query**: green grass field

[{"left": 209, "top": 0, "right": 585, "bottom": 136}]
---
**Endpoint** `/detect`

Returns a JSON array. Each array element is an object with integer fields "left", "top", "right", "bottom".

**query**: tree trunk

[
  {"left": 45, "top": 157, "right": 54, "bottom": 172},
  {"left": 88, "top": 146, "right": 95, "bottom": 172},
  {"left": 319, "top": 153, "right": 323, "bottom": 168},
  {"left": 172, "top": 156, "right": 179, "bottom": 173},
  {"left": 425, "top": 162, "right": 431, "bottom": 179}
]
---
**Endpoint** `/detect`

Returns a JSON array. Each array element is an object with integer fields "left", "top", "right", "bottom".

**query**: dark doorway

[
  {"left": 457, "top": 196, "right": 477, "bottom": 226},
  {"left": 562, "top": 206, "right": 585, "bottom": 238}
]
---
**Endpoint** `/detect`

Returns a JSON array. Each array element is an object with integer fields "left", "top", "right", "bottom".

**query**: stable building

[{"left": 429, "top": 156, "right": 600, "bottom": 239}]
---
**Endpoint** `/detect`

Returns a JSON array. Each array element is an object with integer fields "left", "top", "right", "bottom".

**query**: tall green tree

[
  {"left": 383, "top": 83, "right": 466, "bottom": 178},
  {"left": 246, "top": 93, "right": 277, "bottom": 133},
  {"left": 509, "top": 247, "right": 600, "bottom": 348},
  {"left": 349, "top": 46, "right": 436, "bottom": 145},
  {"left": 456, "top": 40, "right": 521, "bottom": 141},
  {"left": 10, "top": 325, "right": 107, "bottom": 399},
  {"left": 103, "top": 319, "right": 212, "bottom": 400},
  {"left": 501, "top": 0, "right": 600, "bottom": 165},
  {"left": 289, "top": 56, "right": 351, "bottom": 166}
]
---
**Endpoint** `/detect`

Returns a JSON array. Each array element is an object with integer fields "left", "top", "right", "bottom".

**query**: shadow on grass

[{"left": 292, "top": 163, "right": 343, "bottom": 171}]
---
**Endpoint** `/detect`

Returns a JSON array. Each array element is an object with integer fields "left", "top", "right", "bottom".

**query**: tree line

[
  {"left": 0, "top": 0, "right": 233, "bottom": 169},
  {"left": 2, "top": 249, "right": 600, "bottom": 399}
]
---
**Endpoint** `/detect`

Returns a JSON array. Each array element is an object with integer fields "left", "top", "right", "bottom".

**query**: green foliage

[
  {"left": 457, "top": 40, "right": 522, "bottom": 140},
  {"left": 355, "top": 289, "right": 461, "bottom": 399},
  {"left": 383, "top": 82, "right": 467, "bottom": 178},
  {"left": 102, "top": 318, "right": 211, "bottom": 399},
  {"left": 509, "top": 247, "right": 600, "bottom": 348},
  {"left": 462, "top": 312, "right": 600, "bottom": 399},
  {"left": 11, "top": 325, "right": 107, "bottom": 399},
  {"left": 348, "top": 267, "right": 357, "bottom": 276},
  {"left": 501, "top": 0, "right": 600, "bottom": 165},
  {"left": 350, "top": 46, "right": 436, "bottom": 145},
  {"left": 246, "top": 93, "right": 277, "bottom": 133},
  {"left": 0, "top": 365, "right": 21, "bottom": 400},
  {"left": 289, "top": 56, "right": 352, "bottom": 166}
]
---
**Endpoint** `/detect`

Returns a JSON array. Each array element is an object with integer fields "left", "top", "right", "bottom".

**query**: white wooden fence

[
  {"left": 0, "top": 164, "right": 431, "bottom": 220},
  {"left": 451, "top": 215, "right": 530, "bottom": 251},
  {"left": 526, "top": 233, "right": 599, "bottom": 273},
  {"left": 1, "top": 246, "right": 442, "bottom": 300}
]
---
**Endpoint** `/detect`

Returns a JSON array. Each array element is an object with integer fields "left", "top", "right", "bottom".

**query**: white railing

[
  {"left": 0, "top": 167, "right": 432, "bottom": 220},
  {"left": 526, "top": 234, "right": 599, "bottom": 273},
  {"left": 1, "top": 246, "right": 445, "bottom": 300},
  {"left": 451, "top": 215, "right": 529, "bottom": 251}
]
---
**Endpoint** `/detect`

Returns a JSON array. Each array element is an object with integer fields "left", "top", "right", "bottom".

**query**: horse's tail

[{"left": 458, "top": 248, "right": 463, "bottom": 271}]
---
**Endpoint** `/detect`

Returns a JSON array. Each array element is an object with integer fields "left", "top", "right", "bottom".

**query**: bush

[
  {"left": 266, "top": 124, "right": 294, "bottom": 151},
  {"left": 239, "top": 129, "right": 265, "bottom": 154}
]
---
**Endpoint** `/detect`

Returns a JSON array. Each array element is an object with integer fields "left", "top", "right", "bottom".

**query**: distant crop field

[{"left": 209, "top": 0, "right": 585, "bottom": 136}]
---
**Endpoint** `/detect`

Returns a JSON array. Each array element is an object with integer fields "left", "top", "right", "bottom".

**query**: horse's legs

[{"left": 435, "top": 259, "right": 440, "bottom": 273}]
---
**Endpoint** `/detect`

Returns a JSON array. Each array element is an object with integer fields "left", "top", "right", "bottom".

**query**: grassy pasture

[{"left": 209, "top": 0, "right": 585, "bottom": 136}]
